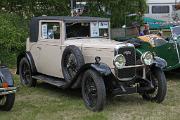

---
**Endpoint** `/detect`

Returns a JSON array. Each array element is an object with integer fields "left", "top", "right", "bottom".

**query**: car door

[
  {"left": 36, "top": 20, "right": 63, "bottom": 78},
  {"left": 153, "top": 40, "right": 179, "bottom": 68}
]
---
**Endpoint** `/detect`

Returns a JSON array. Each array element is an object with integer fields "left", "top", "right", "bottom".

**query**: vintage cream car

[{"left": 17, "top": 16, "right": 167, "bottom": 112}]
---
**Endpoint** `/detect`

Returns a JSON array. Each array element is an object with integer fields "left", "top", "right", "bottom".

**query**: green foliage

[
  {"left": 0, "top": 12, "right": 27, "bottom": 52},
  {"left": 0, "top": 0, "right": 70, "bottom": 19},
  {"left": 0, "top": 12, "right": 28, "bottom": 66},
  {"left": 0, "top": 0, "right": 70, "bottom": 66},
  {"left": 83, "top": 0, "right": 147, "bottom": 27}
]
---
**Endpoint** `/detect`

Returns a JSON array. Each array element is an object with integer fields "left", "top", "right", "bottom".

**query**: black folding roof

[{"left": 30, "top": 16, "right": 110, "bottom": 42}]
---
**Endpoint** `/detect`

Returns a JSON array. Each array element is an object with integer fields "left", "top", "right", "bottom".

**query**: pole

[
  {"left": 124, "top": 0, "right": 127, "bottom": 38},
  {"left": 70, "top": 0, "right": 74, "bottom": 16},
  {"left": 125, "top": 15, "right": 127, "bottom": 37}
]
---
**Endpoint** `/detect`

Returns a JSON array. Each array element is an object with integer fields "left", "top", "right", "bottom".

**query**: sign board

[
  {"left": 99, "top": 22, "right": 109, "bottom": 29},
  {"left": 90, "top": 22, "right": 99, "bottom": 37},
  {"left": 41, "top": 24, "right": 48, "bottom": 39}
]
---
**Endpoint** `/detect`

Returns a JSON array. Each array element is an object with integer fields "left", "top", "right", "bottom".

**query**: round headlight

[
  {"left": 141, "top": 51, "right": 154, "bottom": 65},
  {"left": 113, "top": 54, "right": 126, "bottom": 69}
]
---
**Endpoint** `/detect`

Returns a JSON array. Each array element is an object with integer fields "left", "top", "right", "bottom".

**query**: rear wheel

[
  {"left": 19, "top": 57, "right": 36, "bottom": 87},
  {"left": 0, "top": 93, "right": 15, "bottom": 111},
  {"left": 82, "top": 70, "right": 106, "bottom": 112},
  {"left": 142, "top": 67, "right": 167, "bottom": 103}
]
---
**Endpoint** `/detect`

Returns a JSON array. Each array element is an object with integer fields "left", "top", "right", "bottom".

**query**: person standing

[{"left": 143, "top": 22, "right": 150, "bottom": 35}]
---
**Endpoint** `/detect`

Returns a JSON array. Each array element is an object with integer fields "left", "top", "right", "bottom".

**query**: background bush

[{"left": 0, "top": 12, "right": 28, "bottom": 67}]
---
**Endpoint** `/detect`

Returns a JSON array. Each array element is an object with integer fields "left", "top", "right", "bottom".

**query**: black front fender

[
  {"left": 77, "top": 63, "right": 112, "bottom": 77},
  {"left": 71, "top": 63, "right": 112, "bottom": 89},
  {"left": 90, "top": 63, "right": 112, "bottom": 76},
  {"left": 152, "top": 57, "right": 167, "bottom": 69}
]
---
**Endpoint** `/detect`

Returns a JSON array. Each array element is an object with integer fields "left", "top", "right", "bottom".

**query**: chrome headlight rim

[
  {"left": 141, "top": 51, "right": 154, "bottom": 65},
  {"left": 113, "top": 54, "right": 126, "bottom": 69}
]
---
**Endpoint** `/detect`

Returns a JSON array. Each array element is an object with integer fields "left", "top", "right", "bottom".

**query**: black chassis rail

[{"left": 112, "top": 77, "right": 154, "bottom": 96}]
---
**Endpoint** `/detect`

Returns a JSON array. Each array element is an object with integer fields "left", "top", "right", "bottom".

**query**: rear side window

[
  {"left": 152, "top": 6, "right": 169, "bottom": 14},
  {"left": 146, "top": 5, "right": 149, "bottom": 14},
  {"left": 41, "top": 22, "right": 60, "bottom": 40}
]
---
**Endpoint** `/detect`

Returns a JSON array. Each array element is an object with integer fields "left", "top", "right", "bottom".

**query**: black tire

[
  {"left": 19, "top": 57, "right": 37, "bottom": 87},
  {"left": 61, "top": 45, "right": 85, "bottom": 82},
  {"left": 82, "top": 70, "right": 106, "bottom": 112},
  {"left": 0, "top": 93, "right": 15, "bottom": 111},
  {"left": 142, "top": 67, "right": 167, "bottom": 103}
]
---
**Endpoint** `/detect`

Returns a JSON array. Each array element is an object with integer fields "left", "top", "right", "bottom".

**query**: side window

[
  {"left": 152, "top": 6, "right": 169, "bottom": 14},
  {"left": 41, "top": 22, "right": 60, "bottom": 40}
]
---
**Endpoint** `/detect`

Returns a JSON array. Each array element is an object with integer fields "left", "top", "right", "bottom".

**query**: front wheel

[
  {"left": 0, "top": 93, "right": 15, "bottom": 111},
  {"left": 82, "top": 70, "right": 106, "bottom": 112},
  {"left": 142, "top": 67, "right": 167, "bottom": 103}
]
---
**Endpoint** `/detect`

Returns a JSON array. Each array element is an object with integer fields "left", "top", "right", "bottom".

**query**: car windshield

[
  {"left": 171, "top": 26, "right": 180, "bottom": 36},
  {"left": 138, "top": 35, "right": 167, "bottom": 47},
  {"left": 66, "top": 21, "right": 109, "bottom": 39},
  {"left": 152, "top": 38, "right": 167, "bottom": 47}
]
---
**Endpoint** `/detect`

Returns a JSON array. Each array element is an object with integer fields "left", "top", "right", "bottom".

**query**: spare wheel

[{"left": 61, "top": 45, "right": 85, "bottom": 82}]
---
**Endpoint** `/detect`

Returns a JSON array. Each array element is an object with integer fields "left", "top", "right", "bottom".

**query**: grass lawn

[{"left": 0, "top": 72, "right": 180, "bottom": 120}]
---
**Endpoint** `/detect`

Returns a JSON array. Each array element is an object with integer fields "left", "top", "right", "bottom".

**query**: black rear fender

[{"left": 16, "top": 52, "right": 37, "bottom": 74}]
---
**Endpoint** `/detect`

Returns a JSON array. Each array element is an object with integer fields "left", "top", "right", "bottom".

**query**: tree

[
  {"left": 0, "top": 0, "right": 70, "bottom": 19},
  {"left": 81, "top": 0, "right": 147, "bottom": 27}
]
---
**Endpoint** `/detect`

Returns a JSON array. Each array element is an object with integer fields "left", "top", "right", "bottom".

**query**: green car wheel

[{"left": 142, "top": 67, "right": 167, "bottom": 103}]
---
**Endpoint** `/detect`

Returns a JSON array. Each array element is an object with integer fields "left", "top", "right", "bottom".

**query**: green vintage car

[{"left": 131, "top": 26, "right": 180, "bottom": 71}]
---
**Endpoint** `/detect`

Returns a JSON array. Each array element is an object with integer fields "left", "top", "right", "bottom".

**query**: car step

[{"left": 32, "top": 75, "right": 67, "bottom": 87}]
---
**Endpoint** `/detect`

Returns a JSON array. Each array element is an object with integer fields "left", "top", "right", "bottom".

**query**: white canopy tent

[{"left": 147, "top": 0, "right": 180, "bottom": 4}]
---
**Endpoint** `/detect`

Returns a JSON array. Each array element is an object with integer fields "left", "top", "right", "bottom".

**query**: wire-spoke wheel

[
  {"left": 82, "top": 70, "right": 106, "bottom": 112},
  {"left": 65, "top": 53, "right": 78, "bottom": 79},
  {"left": 19, "top": 57, "right": 36, "bottom": 87},
  {"left": 142, "top": 67, "right": 167, "bottom": 103},
  {"left": 62, "top": 45, "right": 84, "bottom": 82}
]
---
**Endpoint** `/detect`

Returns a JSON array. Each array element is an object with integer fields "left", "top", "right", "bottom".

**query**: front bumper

[{"left": 0, "top": 87, "right": 16, "bottom": 96}]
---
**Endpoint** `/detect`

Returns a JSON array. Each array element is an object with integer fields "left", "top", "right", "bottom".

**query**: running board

[{"left": 32, "top": 75, "right": 67, "bottom": 88}]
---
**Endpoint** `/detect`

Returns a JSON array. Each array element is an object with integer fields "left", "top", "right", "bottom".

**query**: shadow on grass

[
  {"left": 36, "top": 82, "right": 82, "bottom": 98},
  {"left": 165, "top": 71, "right": 180, "bottom": 81},
  {"left": 35, "top": 81, "right": 146, "bottom": 108}
]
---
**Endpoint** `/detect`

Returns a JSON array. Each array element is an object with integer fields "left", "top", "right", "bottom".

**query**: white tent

[{"left": 147, "top": 0, "right": 180, "bottom": 4}]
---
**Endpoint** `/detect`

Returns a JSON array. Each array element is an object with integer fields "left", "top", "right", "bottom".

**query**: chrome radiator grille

[{"left": 115, "top": 47, "right": 136, "bottom": 79}]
